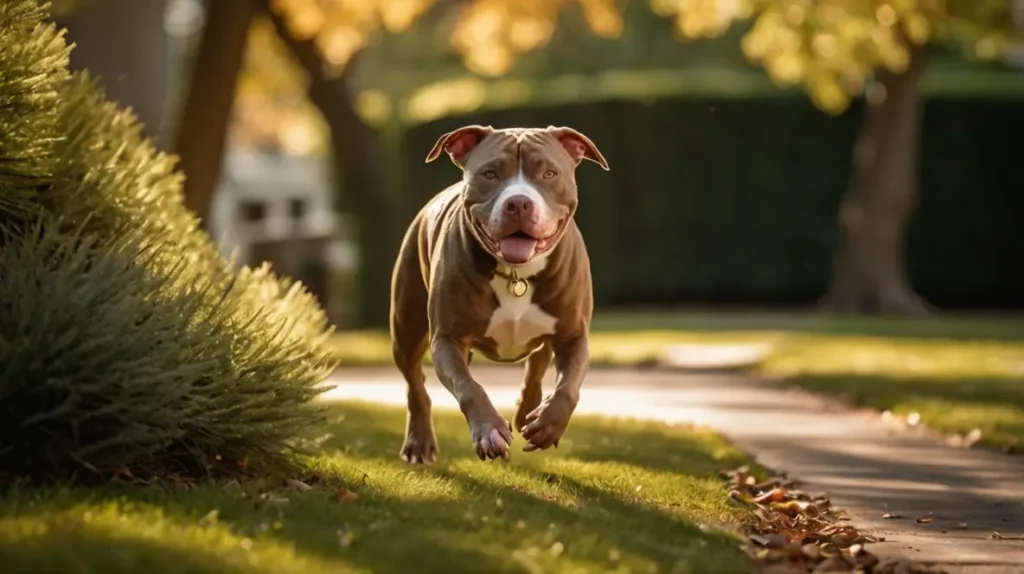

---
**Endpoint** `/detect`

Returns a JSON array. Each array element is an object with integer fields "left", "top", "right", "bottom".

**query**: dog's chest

[{"left": 484, "top": 264, "right": 557, "bottom": 361}]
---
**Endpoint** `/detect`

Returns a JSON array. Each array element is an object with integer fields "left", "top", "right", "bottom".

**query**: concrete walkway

[{"left": 323, "top": 366, "right": 1024, "bottom": 574}]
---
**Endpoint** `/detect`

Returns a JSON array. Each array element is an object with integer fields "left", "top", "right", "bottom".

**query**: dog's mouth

[
  {"left": 497, "top": 231, "right": 539, "bottom": 264},
  {"left": 474, "top": 219, "right": 567, "bottom": 265}
]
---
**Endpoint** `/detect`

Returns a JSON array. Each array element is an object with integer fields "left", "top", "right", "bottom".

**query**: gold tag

[{"left": 508, "top": 278, "right": 528, "bottom": 298}]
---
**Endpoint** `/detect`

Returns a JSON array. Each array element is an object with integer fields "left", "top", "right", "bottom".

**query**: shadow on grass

[
  {"left": 789, "top": 374, "right": 1024, "bottom": 448},
  {"left": 0, "top": 524, "right": 263, "bottom": 574},
  {"left": 527, "top": 472, "right": 748, "bottom": 574},
  {"left": 550, "top": 419, "right": 750, "bottom": 479},
  {"left": 0, "top": 401, "right": 755, "bottom": 574}
]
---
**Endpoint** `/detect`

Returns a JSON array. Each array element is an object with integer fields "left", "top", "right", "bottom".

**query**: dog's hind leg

[
  {"left": 514, "top": 342, "right": 553, "bottom": 433},
  {"left": 391, "top": 227, "right": 437, "bottom": 464}
]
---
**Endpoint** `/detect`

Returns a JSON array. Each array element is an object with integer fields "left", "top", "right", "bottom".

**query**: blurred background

[{"left": 54, "top": 0, "right": 1024, "bottom": 330}]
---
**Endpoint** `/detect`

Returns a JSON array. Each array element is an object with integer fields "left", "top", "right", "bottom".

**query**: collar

[{"left": 494, "top": 263, "right": 529, "bottom": 298}]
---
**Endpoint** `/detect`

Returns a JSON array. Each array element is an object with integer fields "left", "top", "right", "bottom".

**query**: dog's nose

[{"left": 503, "top": 196, "right": 534, "bottom": 220}]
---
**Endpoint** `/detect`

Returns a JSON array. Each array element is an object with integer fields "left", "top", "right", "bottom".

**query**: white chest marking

[{"left": 484, "top": 255, "right": 557, "bottom": 360}]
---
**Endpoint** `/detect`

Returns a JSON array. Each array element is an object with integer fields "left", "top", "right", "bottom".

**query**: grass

[
  {"left": 328, "top": 310, "right": 1024, "bottom": 449},
  {"left": 765, "top": 328, "right": 1024, "bottom": 450},
  {"left": 0, "top": 401, "right": 756, "bottom": 574}
]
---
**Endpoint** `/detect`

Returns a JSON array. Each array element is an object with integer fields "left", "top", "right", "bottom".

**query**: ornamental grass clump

[{"left": 0, "top": 1, "right": 336, "bottom": 482}]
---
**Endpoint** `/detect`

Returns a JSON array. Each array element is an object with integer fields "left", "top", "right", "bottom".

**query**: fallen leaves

[
  {"left": 336, "top": 488, "right": 360, "bottom": 502},
  {"left": 264, "top": 475, "right": 363, "bottom": 503},
  {"left": 754, "top": 488, "right": 788, "bottom": 505},
  {"left": 749, "top": 533, "right": 790, "bottom": 548},
  {"left": 239, "top": 474, "right": 368, "bottom": 509},
  {"left": 722, "top": 466, "right": 950, "bottom": 574},
  {"left": 286, "top": 479, "right": 313, "bottom": 492}
]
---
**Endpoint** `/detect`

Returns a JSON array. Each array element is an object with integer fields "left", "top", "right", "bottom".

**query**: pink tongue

[{"left": 498, "top": 236, "right": 538, "bottom": 264}]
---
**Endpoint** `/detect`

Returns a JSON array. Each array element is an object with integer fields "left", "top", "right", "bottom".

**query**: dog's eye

[
  {"left": 482, "top": 170, "right": 498, "bottom": 180},
  {"left": 542, "top": 170, "right": 557, "bottom": 179}
]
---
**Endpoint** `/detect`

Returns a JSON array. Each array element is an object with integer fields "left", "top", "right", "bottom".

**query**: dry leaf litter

[{"left": 722, "top": 466, "right": 949, "bottom": 574}]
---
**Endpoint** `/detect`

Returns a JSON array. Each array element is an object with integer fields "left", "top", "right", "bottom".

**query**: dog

[{"left": 389, "top": 125, "right": 609, "bottom": 463}]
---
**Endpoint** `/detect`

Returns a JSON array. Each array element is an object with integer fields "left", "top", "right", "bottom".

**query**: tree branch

[{"left": 258, "top": 0, "right": 361, "bottom": 119}]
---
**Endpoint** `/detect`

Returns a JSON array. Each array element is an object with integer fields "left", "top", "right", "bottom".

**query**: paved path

[{"left": 323, "top": 366, "right": 1024, "bottom": 574}]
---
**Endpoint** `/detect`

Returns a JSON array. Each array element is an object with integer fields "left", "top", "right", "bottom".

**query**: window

[
  {"left": 289, "top": 197, "right": 306, "bottom": 221},
  {"left": 240, "top": 200, "right": 265, "bottom": 222}
]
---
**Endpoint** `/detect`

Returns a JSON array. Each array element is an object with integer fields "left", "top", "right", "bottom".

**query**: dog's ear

[
  {"left": 425, "top": 125, "right": 494, "bottom": 168},
  {"left": 547, "top": 126, "right": 609, "bottom": 171}
]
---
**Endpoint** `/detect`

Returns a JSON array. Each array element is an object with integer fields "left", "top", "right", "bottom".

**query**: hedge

[
  {"left": 399, "top": 97, "right": 1024, "bottom": 309},
  {"left": 0, "top": 1, "right": 334, "bottom": 482}
]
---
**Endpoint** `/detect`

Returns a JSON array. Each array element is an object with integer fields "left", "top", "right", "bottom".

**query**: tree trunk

[
  {"left": 819, "top": 44, "right": 930, "bottom": 315},
  {"left": 263, "top": 3, "right": 400, "bottom": 328},
  {"left": 61, "top": 0, "right": 170, "bottom": 146},
  {"left": 173, "top": 0, "right": 258, "bottom": 220}
]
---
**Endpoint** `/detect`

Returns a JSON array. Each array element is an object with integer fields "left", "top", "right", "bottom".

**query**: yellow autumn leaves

[
  {"left": 269, "top": 0, "right": 622, "bottom": 76},
  {"left": 451, "top": 0, "right": 623, "bottom": 75},
  {"left": 657, "top": 0, "right": 1018, "bottom": 113},
  {"left": 655, "top": 0, "right": 941, "bottom": 113},
  {"left": 266, "top": 0, "right": 1018, "bottom": 115},
  {"left": 651, "top": 0, "right": 752, "bottom": 40},
  {"left": 739, "top": 1, "right": 931, "bottom": 113},
  {"left": 271, "top": 0, "right": 435, "bottom": 71}
]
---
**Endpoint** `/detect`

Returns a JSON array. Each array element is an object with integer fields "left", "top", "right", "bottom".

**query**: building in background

[
  {"left": 165, "top": 0, "right": 354, "bottom": 325},
  {"left": 208, "top": 150, "right": 357, "bottom": 326}
]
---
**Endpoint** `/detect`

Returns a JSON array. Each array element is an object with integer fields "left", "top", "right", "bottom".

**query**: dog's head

[{"left": 425, "top": 125, "right": 609, "bottom": 266}]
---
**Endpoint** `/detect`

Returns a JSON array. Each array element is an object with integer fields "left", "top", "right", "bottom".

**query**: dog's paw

[
  {"left": 400, "top": 426, "right": 439, "bottom": 465},
  {"left": 514, "top": 389, "right": 543, "bottom": 433},
  {"left": 467, "top": 410, "right": 513, "bottom": 461},
  {"left": 520, "top": 395, "right": 574, "bottom": 452}
]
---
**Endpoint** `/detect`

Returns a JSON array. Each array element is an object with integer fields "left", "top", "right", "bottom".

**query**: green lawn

[
  {"left": 0, "top": 402, "right": 755, "bottom": 574},
  {"left": 328, "top": 311, "right": 1024, "bottom": 449}
]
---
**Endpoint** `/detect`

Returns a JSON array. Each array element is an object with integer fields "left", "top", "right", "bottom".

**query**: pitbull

[{"left": 389, "top": 125, "right": 609, "bottom": 463}]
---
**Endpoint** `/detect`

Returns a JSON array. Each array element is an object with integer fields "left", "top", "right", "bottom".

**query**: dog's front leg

[
  {"left": 431, "top": 335, "right": 513, "bottom": 460},
  {"left": 521, "top": 336, "right": 589, "bottom": 451}
]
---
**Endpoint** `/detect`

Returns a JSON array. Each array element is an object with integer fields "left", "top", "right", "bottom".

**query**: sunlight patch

[{"left": 0, "top": 500, "right": 351, "bottom": 573}]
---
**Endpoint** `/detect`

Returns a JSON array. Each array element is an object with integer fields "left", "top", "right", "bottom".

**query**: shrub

[{"left": 0, "top": 1, "right": 336, "bottom": 482}]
